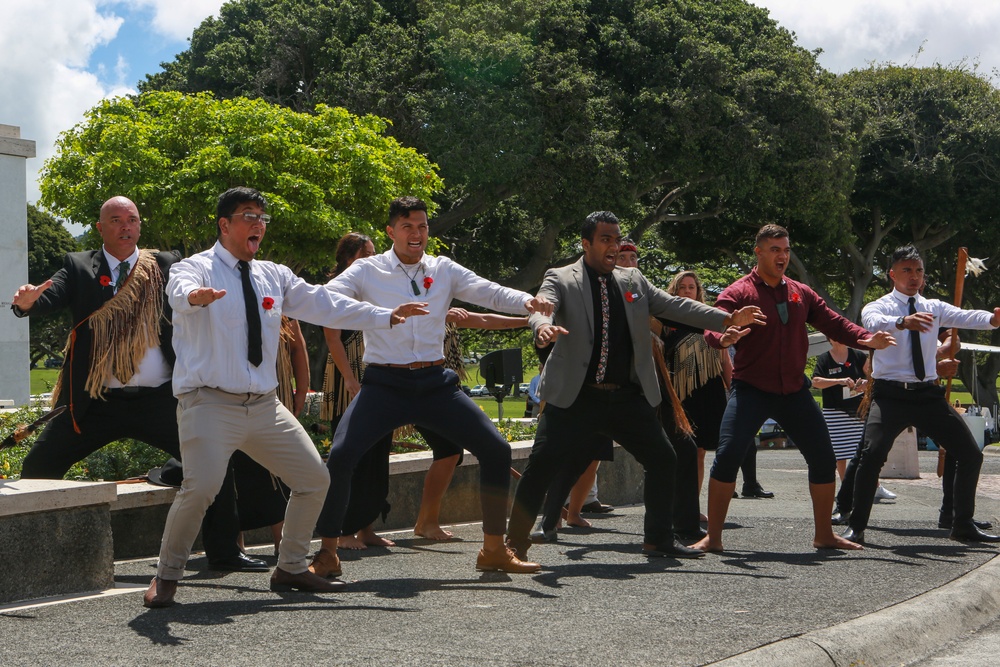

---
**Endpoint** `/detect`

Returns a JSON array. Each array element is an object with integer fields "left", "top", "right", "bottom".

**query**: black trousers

[
  {"left": 850, "top": 382, "right": 982, "bottom": 531},
  {"left": 21, "top": 384, "right": 242, "bottom": 560},
  {"left": 508, "top": 384, "right": 678, "bottom": 549},
  {"left": 711, "top": 381, "right": 836, "bottom": 485},
  {"left": 316, "top": 365, "right": 511, "bottom": 537},
  {"left": 538, "top": 435, "right": 612, "bottom": 532}
]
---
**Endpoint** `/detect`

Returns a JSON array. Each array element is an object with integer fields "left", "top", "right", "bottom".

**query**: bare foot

[
  {"left": 338, "top": 533, "right": 367, "bottom": 550},
  {"left": 691, "top": 535, "right": 724, "bottom": 553},
  {"left": 565, "top": 516, "right": 592, "bottom": 528},
  {"left": 363, "top": 535, "right": 396, "bottom": 547},
  {"left": 414, "top": 523, "right": 455, "bottom": 540},
  {"left": 814, "top": 535, "right": 864, "bottom": 551}
]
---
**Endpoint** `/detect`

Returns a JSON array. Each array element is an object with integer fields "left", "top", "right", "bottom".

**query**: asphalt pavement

[{"left": 4, "top": 448, "right": 1000, "bottom": 667}]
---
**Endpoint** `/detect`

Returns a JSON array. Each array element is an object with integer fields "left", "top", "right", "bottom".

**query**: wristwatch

[{"left": 895, "top": 316, "right": 906, "bottom": 330}]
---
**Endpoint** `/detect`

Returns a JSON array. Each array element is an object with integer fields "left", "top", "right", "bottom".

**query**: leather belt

[
  {"left": 875, "top": 379, "right": 938, "bottom": 390},
  {"left": 585, "top": 382, "right": 622, "bottom": 391},
  {"left": 369, "top": 359, "right": 446, "bottom": 371}
]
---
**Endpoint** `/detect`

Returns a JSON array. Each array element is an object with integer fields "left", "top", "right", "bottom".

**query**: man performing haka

[
  {"left": 310, "top": 195, "right": 554, "bottom": 579},
  {"left": 843, "top": 244, "right": 1000, "bottom": 545},
  {"left": 506, "top": 211, "right": 764, "bottom": 561},
  {"left": 692, "top": 224, "right": 895, "bottom": 554}
]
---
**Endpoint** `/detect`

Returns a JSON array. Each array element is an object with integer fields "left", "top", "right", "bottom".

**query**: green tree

[
  {"left": 39, "top": 91, "right": 443, "bottom": 273},
  {"left": 25, "top": 205, "right": 80, "bottom": 368},
  {"left": 142, "top": 0, "right": 849, "bottom": 288}
]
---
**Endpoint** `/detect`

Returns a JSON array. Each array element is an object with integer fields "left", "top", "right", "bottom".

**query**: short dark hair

[
  {"left": 582, "top": 211, "right": 620, "bottom": 242},
  {"left": 216, "top": 187, "right": 268, "bottom": 235},
  {"left": 333, "top": 232, "right": 373, "bottom": 276},
  {"left": 890, "top": 244, "right": 922, "bottom": 267},
  {"left": 388, "top": 196, "right": 428, "bottom": 227},
  {"left": 754, "top": 224, "right": 788, "bottom": 247}
]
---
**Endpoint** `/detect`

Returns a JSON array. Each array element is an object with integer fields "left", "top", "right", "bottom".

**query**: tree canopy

[
  {"left": 39, "top": 91, "right": 443, "bottom": 272},
  {"left": 25, "top": 205, "right": 80, "bottom": 366},
  {"left": 141, "top": 0, "right": 850, "bottom": 288}
]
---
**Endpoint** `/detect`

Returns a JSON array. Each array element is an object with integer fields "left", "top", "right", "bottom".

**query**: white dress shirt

[
  {"left": 862, "top": 288, "right": 996, "bottom": 382},
  {"left": 101, "top": 246, "right": 172, "bottom": 389},
  {"left": 329, "top": 248, "right": 533, "bottom": 365},
  {"left": 169, "top": 242, "right": 394, "bottom": 396}
]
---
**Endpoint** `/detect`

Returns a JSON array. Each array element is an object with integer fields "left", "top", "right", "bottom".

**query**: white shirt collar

[
  {"left": 388, "top": 247, "right": 427, "bottom": 270},
  {"left": 102, "top": 246, "right": 139, "bottom": 273},
  {"left": 213, "top": 240, "right": 243, "bottom": 271},
  {"left": 891, "top": 288, "right": 921, "bottom": 305}
]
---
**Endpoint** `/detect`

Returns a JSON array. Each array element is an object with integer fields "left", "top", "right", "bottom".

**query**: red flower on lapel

[
  {"left": 262, "top": 297, "right": 275, "bottom": 310},
  {"left": 423, "top": 276, "right": 434, "bottom": 291},
  {"left": 625, "top": 292, "right": 636, "bottom": 303},
  {"left": 789, "top": 291, "right": 802, "bottom": 304},
  {"left": 99, "top": 275, "right": 112, "bottom": 287}
]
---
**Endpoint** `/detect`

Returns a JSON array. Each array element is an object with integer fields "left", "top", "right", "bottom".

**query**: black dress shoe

[
  {"left": 209, "top": 553, "right": 270, "bottom": 572},
  {"left": 950, "top": 524, "right": 1000, "bottom": 543},
  {"left": 939, "top": 515, "right": 993, "bottom": 530},
  {"left": 831, "top": 511, "right": 850, "bottom": 526},
  {"left": 580, "top": 501, "right": 614, "bottom": 514},
  {"left": 842, "top": 527, "right": 865, "bottom": 544},
  {"left": 644, "top": 540, "right": 706, "bottom": 559},
  {"left": 742, "top": 485, "right": 775, "bottom": 499},
  {"left": 530, "top": 527, "right": 558, "bottom": 543},
  {"left": 675, "top": 528, "right": 708, "bottom": 541}
]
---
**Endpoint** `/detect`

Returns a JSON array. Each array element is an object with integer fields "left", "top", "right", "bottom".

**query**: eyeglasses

[{"left": 231, "top": 212, "right": 272, "bottom": 225}]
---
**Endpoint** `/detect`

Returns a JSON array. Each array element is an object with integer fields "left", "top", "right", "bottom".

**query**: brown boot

[
  {"left": 476, "top": 546, "right": 541, "bottom": 573},
  {"left": 270, "top": 567, "right": 346, "bottom": 592},
  {"left": 142, "top": 576, "right": 177, "bottom": 608},
  {"left": 308, "top": 548, "right": 342, "bottom": 578}
]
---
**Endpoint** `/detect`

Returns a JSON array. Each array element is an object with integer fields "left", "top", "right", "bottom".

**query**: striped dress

[{"left": 813, "top": 348, "right": 867, "bottom": 460}]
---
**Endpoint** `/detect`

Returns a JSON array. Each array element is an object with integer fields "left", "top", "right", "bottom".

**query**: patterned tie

[
  {"left": 595, "top": 275, "right": 610, "bottom": 383},
  {"left": 114, "top": 260, "right": 130, "bottom": 292},
  {"left": 239, "top": 260, "right": 263, "bottom": 367},
  {"left": 908, "top": 297, "right": 925, "bottom": 380}
]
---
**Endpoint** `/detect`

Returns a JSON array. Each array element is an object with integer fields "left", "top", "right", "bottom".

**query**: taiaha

[
  {"left": 0, "top": 406, "right": 67, "bottom": 450},
  {"left": 937, "top": 247, "right": 988, "bottom": 476}
]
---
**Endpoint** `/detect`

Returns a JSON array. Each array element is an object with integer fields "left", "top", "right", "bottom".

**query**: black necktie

[
  {"left": 239, "top": 260, "right": 263, "bottom": 367},
  {"left": 908, "top": 297, "right": 925, "bottom": 380}
]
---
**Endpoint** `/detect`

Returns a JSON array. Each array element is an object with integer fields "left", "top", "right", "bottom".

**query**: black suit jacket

[{"left": 15, "top": 249, "right": 179, "bottom": 421}]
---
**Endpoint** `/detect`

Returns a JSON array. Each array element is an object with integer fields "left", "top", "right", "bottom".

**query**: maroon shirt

[{"left": 705, "top": 267, "right": 872, "bottom": 395}]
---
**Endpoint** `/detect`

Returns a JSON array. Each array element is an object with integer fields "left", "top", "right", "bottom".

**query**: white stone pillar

[{"left": 0, "top": 125, "right": 36, "bottom": 406}]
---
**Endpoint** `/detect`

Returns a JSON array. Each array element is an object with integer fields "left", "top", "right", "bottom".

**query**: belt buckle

[{"left": 122, "top": 386, "right": 140, "bottom": 394}]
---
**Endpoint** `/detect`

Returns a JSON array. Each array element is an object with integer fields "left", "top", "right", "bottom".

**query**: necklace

[{"left": 399, "top": 263, "right": 424, "bottom": 297}]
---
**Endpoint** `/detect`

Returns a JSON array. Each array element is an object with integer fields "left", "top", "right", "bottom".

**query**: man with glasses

[
  {"left": 144, "top": 187, "right": 428, "bottom": 607},
  {"left": 692, "top": 224, "right": 896, "bottom": 554}
]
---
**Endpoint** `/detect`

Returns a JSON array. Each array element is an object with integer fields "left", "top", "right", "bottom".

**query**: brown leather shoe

[
  {"left": 307, "top": 548, "right": 342, "bottom": 578},
  {"left": 476, "top": 546, "right": 541, "bottom": 573},
  {"left": 270, "top": 567, "right": 347, "bottom": 592},
  {"left": 142, "top": 576, "right": 177, "bottom": 608}
]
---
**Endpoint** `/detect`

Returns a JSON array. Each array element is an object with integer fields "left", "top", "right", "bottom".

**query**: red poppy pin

[
  {"left": 99, "top": 275, "right": 112, "bottom": 287},
  {"left": 423, "top": 276, "right": 434, "bottom": 291},
  {"left": 624, "top": 270, "right": 638, "bottom": 303},
  {"left": 262, "top": 297, "right": 274, "bottom": 310},
  {"left": 625, "top": 292, "right": 637, "bottom": 303},
  {"left": 789, "top": 292, "right": 802, "bottom": 304}
]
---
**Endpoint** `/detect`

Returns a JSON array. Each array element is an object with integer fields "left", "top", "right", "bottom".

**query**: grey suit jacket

[{"left": 529, "top": 258, "right": 727, "bottom": 408}]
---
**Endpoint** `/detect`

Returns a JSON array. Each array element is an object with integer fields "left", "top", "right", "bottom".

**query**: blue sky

[{"left": 3, "top": 0, "right": 1000, "bottom": 231}]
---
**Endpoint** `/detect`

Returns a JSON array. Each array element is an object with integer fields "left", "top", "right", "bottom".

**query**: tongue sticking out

[{"left": 248, "top": 235, "right": 261, "bottom": 255}]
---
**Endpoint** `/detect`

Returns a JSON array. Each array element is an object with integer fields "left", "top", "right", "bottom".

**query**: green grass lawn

[{"left": 29, "top": 368, "right": 60, "bottom": 395}]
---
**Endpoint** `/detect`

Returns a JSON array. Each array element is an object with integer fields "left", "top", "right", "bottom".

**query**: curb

[{"left": 710, "top": 553, "right": 1000, "bottom": 666}]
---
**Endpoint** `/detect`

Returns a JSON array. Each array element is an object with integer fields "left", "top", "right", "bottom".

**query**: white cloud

[
  {"left": 752, "top": 0, "right": 1000, "bottom": 78},
  {"left": 0, "top": 0, "right": 221, "bottom": 218},
  {"left": 0, "top": 1, "right": 133, "bottom": 210},
  {"left": 127, "top": 0, "right": 226, "bottom": 41}
]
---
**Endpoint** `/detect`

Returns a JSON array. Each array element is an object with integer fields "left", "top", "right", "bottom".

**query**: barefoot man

[{"left": 693, "top": 224, "right": 895, "bottom": 553}]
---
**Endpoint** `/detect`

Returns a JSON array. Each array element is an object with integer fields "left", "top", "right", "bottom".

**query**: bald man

[{"left": 10, "top": 196, "right": 259, "bottom": 572}]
